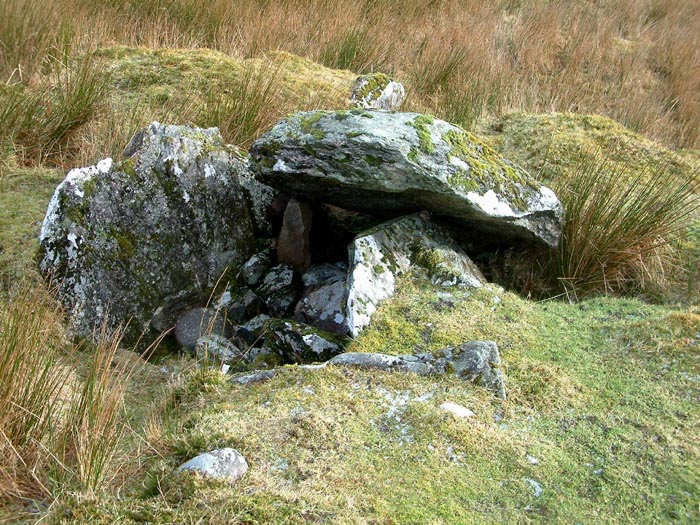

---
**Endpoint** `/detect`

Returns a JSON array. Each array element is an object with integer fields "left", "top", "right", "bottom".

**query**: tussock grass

[
  {"left": 0, "top": 55, "right": 109, "bottom": 164},
  {"left": 0, "top": 286, "right": 68, "bottom": 499},
  {"left": 3, "top": 0, "right": 700, "bottom": 150},
  {"left": 195, "top": 63, "right": 282, "bottom": 149},
  {"left": 552, "top": 157, "right": 699, "bottom": 299},
  {"left": 0, "top": 286, "right": 141, "bottom": 503}
]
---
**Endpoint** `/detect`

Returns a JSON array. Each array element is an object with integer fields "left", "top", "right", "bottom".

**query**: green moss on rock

[
  {"left": 443, "top": 128, "right": 538, "bottom": 212},
  {"left": 408, "top": 114, "right": 436, "bottom": 155}
]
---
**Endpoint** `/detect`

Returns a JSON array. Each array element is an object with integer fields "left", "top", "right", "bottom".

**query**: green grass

[
  {"left": 43, "top": 278, "right": 699, "bottom": 524},
  {"left": 0, "top": 37, "right": 698, "bottom": 523},
  {"left": 0, "top": 163, "right": 62, "bottom": 289}
]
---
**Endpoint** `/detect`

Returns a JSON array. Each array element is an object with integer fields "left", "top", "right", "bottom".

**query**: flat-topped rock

[{"left": 250, "top": 110, "right": 564, "bottom": 247}]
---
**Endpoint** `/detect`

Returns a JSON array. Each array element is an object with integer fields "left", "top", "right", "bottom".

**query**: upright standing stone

[
  {"left": 277, "top": 198, "right": 313, "bottom": 273},
  {"left": 38, "top": 122, "right": 256, "bottom": 344}
]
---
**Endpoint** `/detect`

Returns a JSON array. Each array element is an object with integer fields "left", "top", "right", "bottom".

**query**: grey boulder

[
  {"left": 438, "top": 341, "right": 506, "bottom": 400},
  {"left": 301, "top": 263, "right": 347, "bottom": 287},
  {"left": 329, "top": 352, "right": 436, "bottom": 376},
  {"left": 350, "top": 73, "right": 406, "bottom": 110},
  {"left": 175, "top": 307, "right": 233, "bottom": 352},
  {"left": 263, "top": 319, "right": 347, "bottom": 363},
  {"left": 295, "top": 264, "right": 348, "bottom": 335},
  {"left": 39, "top": 122, "right": 255, "bottom": 344},
  {"left": 346, "top": 213, "right": 485, "bottom": 337},
  {"left": 177, "top": 448, "right": 248, "bottom": 482},
  {"left": 195, "top": 334, "right": 242, "bottom": 364},
  {"left": 255, "top": 265, "right": 301, "bottom": 317},
  {"left": 238, "top": 251, "right": 272, "bottom": 288},
  {"left": 250, "top": 110, "right": 563, "bottom": 247},
  {"left": 327, "top": 340, "right": 506, "bottom": 399}
]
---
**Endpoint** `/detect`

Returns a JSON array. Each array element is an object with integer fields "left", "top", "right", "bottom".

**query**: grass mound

[
  {"left": 47, "top": 279, "right": 699, "bottom": 524},
  {"left": 478, "top": 112, "right": 700, "bottom": 186}
]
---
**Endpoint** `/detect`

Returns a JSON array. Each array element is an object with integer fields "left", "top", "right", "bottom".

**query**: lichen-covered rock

[
  {"left": 329, "top": 352, "right": 436, "bottom": 375},
  {"left": 250, "top": 110, "right": 564, "bottom": 247},
  {"left": 263, "top": 319, "right": 347, "bottom": 363},
  {"left": 150, "top": 290, "right": 204, "bottom": 333},
  {"left": 294, "top": 279, "right": 348, "bottom": 335},
  {"left": 254, "top": 265, "right": 301, "bottom": 316},
  {"left": 238, "top": 251, "right": 272, "bottom": 288},
  {"left": 177, "top": 448, "right": 248, "bottom": 482},
  {"left": 346, "top": 213, "right": 485, "bottom": 337},
  {"left": 351, "top": 73, "right": 406, "bottom": 110},
  {"left": 301, "top": 263, "right": 347, "bottom": 287},
  {"left": 226, "top": 289, "right": 264, "bottom": 323},
  {"left": 195, "top": 334, "right": 242, "bottom": 364},
  {"left": 238, "top": 168, "right": 276, "bottom": 236},
  {"left": 39, "top": 122, "right": 256, "bottom": 344},
  {"left": 438, "top": 341, "right": 506, "bottom": 400}
]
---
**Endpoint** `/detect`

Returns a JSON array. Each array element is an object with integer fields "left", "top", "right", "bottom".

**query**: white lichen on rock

[
  {"left": 346, "top": 213, "right": 485, "bottom": 337},
  {"left": 38, "top": 122, "right": 256, "bottom": 345},
  {"left": 351, "top": 73, "right": 406, "bottom": 110}
]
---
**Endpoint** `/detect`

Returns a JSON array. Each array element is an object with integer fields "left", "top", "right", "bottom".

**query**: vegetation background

[{"left": 0, "top": 0, "right": 699, "bottom": 523}]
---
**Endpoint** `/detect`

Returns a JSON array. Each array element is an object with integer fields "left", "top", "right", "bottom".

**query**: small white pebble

[
  {"left": 526, "top": 455, "right": 539, "bottom": 465},
  {"left": 440, "top": 402, "right": 475, "bottom": 419}
]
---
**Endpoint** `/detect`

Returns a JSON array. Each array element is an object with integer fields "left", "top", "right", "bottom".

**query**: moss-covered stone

[
  {"left": 251, "top": 110, "right": 564, "bottom": 247},
  {"left": 443, "top": 129, "right": 539, "bottom": 212},
  {"left": 351, "top": 72, "right": 406, "bottom": 110}
]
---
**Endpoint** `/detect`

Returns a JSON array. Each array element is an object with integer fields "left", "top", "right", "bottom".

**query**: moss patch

[
  {"left": 353, "top": 72, "right": 390, "bottom": 101},
  {"left": 477, "top": 112, "right": 700, "bottom": 186},
  {"left": 408, "top": 114, "right": 436, "bottom": 154},
  {"left": 49, "top": 276, "right": 700, "bottom": 524},
  {"left": 0, "top": 163, "right": 62, "bottom": 287},
  {"left": 299, "top": 111, "right": 327, "bottom": 140},
  {"left": 443, "top": 129, "right": 538, "bottom": 211}
]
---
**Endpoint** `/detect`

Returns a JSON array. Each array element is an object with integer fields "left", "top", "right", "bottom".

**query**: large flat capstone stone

[{"left": 250, "top": 110, "right": 564, "bottom": 247}]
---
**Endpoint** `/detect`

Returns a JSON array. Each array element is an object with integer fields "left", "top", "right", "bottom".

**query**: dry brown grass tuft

[
  {"left": 3, "top": 0, "right": 700, "bottom": 154},
  {"left": 0, "top": 285, "right": 144, "bottom": 503}
]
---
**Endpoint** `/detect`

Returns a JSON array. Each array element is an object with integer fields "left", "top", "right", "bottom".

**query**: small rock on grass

[
  {"left": 177, "top": 448, "right": 248, "bottom": 482},
  {"left": 439, "top": 402, "right": 475, "bottom": 419}
]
